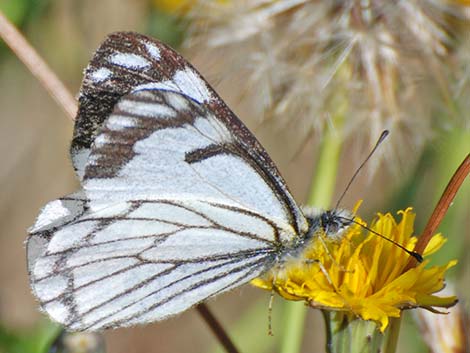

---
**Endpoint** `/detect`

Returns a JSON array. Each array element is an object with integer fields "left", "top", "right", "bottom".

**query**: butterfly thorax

[
  {"left": 276, "top": 207, "right": 353, "bottom": 263},
  {"left": 264, "top": 208, "right": 353, "bottom": 284}
]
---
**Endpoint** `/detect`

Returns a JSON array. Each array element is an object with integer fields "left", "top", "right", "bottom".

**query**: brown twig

[
  {"left": 196, "top": 303, "right": 241, "bottom": 353},
  {"left": 0, "top": 10, "right": 77, "bottom": 119},
  {"left": 405, "top": 154, "right": 470, "bottom": 271}
]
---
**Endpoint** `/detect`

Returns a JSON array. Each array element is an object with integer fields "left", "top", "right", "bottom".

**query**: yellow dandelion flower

[{"left": 252, "top": 207, "right": 457, "bottom": 332}]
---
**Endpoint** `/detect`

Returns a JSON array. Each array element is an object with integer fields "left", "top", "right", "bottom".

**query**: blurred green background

[{"left": 0, "top": 1, "right": 468, "bottom": 352}]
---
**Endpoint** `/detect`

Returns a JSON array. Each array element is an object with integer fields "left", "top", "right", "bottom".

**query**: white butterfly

[{"left": 27, "top": 32, "right": 352, "bottom": 331}]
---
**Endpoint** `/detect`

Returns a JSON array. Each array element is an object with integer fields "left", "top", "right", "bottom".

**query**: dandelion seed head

[
  {"left": 415, "top": 284, "right": 469, "bottom": 353},
  {"left": 186, "top": 0, "right": 469, "bottom": 172}
]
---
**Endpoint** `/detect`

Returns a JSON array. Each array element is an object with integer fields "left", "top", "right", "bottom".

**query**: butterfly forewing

[
  {"left": 83, "top": 89, "right": 298, "bottom": 225},
  {"left": 28, "top": 32, "right": 309, "bottom": 330}
]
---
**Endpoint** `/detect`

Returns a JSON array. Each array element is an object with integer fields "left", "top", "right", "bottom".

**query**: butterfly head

[
  {"left": 302, "top": 207, "right": 354, "bottom": 240},
  {"left": 319, "top": 209, "right": 354, "bottom": 239}
]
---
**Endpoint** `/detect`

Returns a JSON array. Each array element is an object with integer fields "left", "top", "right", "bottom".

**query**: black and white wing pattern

[{"left": 27, "top": 32, "right": 309, "bottom": 331}]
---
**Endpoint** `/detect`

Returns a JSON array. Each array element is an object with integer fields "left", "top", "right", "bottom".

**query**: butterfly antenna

[
  {"left": 334, "top": 130, "right": 389, "bottom": 210},
  {"left": 341, "top": 217, "right": 423, "bottom": 262},
  {"left": 332, "top": 130, "right": 423, "bottom": 262}
]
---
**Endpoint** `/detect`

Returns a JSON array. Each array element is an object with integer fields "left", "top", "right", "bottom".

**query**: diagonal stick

[
  {"left": 197, "top": 303, "right": 241, "bottom": 353},
  {"left": 0, "top": 10, "right": 77, "bottom": 120},
  {"left": 405, "top": 154, "right": 470, "bottom": 271}
]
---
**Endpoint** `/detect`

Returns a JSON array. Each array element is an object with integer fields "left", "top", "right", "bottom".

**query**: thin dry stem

[
  {"left": 0, "top": 10, "right": 77, "bottom": 119},
  {"left": 196, "top": 303, "right": 241, "bottom": 353}
]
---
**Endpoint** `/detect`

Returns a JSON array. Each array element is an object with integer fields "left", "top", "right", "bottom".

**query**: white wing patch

[
  {"left": 47, "top": 221, "right": 99, "bottom": 253},
  {"left": 142, "top": 41, "right": 161, "bottom": 61},
  {"left": 172, "top": 67, "right": 212, "bottom": 103},
  {"left": 92, "top": 220, "right": 179, "bottom": 243},
  {"left": 129, "top": 202, "right": 211, "bottom": 227},
  {"left": 71, "top": 149, "right": 90, "bottom": 182},
  {"left": 116, "top": 97, "right": 177, "bottom": 119},
  {"left": 106, "top": 115, "right": 139, "bottom": 130},
  {"left": 108, "top": 53, "right": 151, "bottom": 70},
  {"left": 89, "top": 67, "right": 113, "bottom": 83},
  {"left": 30, "top": 199, "right": 75, "bottom": 232},
  {"left": 133, "top": 67, "right": 212, "bottom": 104},
  {"left": 165, "top": 89, "right": 190, "bottom": 109},
  {"left": 28, "top": 197, "right": 278, "bottom": 330},
  {"left": 72, "top": 258, "right": 139, "bottom": 288}
]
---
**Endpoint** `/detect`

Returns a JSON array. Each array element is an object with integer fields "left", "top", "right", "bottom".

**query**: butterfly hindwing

[{"left": 28, "top": 194, "right": 279, "bottom": 330}]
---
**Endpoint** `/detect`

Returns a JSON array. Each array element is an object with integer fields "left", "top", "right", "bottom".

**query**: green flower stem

[
  {"left": 323, "top": 312, "right": 380, "bottom": 353},
  {"left": 322, "top": 312, "right": 400, "bottom": 353},
  {"left": 280, "top": 126, "right": 344, "bottom": 353},
  {"left": 279, "top": 301, "right": 308, "bottom": 353},
  {"left": 383, "top": 318, "right": 401, "bottom": 353},
  {"left": 307, "top": 128, "right": 344, "bottom": 207}
]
